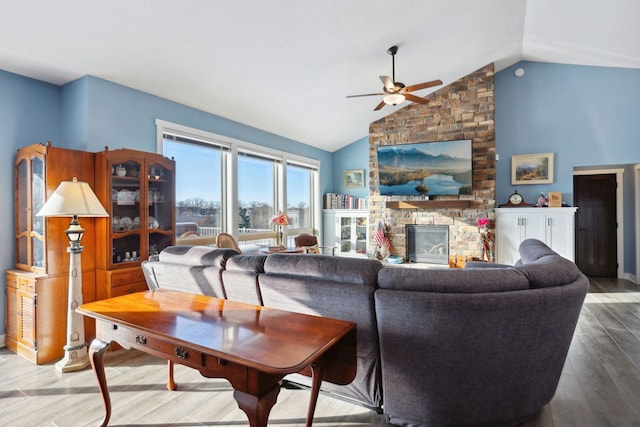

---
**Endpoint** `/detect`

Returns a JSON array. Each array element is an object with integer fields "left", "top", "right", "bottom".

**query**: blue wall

[
  {"left": 332, "top": 135, "right": 370, "bottom": 202},
  {"left": 0, "top": 70, "right": 62, "bottom": 337},
  {"left": 495, "top": 61, "right": 640, "bottom": 205},
  {"left": 495, "top": 61, "right": 640, "bottom": 276}
]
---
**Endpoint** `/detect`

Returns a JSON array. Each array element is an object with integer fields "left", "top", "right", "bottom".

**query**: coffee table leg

[
  {"left": 167, "top": 360, "right": 177, "bottom": 390},
  {"left": 89, "top": 339, "right": 112, "bottom": 427},
  {"left": 306, "top": 362, "right": 325, "bottom": 427},
  {"left": 233, "top": 384, "right": 280, "bottom": 427}
]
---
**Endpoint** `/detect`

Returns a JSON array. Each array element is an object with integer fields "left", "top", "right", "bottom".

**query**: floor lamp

[{"left": 37, "top": 177, "right": 109, "bottom": 373}]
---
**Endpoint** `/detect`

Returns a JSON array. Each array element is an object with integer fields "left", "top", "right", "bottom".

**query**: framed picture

[
  {"left": 344, "top": 169, "right": 365, "bottom": 188},
  {"left": 511, "top": 153, "right": 554, "bottom": 185}
]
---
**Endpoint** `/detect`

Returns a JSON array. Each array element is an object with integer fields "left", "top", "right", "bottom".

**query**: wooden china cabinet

[
  {"left": 6, "top": 142, "right": 97, "bottom": 364},
  {"left": 93, "top": 148, "right": 175, "bottom": 300}
]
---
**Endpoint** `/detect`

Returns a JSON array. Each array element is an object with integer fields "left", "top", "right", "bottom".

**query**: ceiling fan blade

[
  {"left": 374, "top": 100, "right": 387, "bottom": 111},
  {"left": 404, "top": 93, "right": 429, "bottom": 105},
  {"left": 346, "top": 92, "right": 386, "bottom": 98},
  {"left": 379, "top": 76, "right": 395, "bottom": 91},
  {"left": 403, "top": 79, "right": 443, "bottom": 93}
]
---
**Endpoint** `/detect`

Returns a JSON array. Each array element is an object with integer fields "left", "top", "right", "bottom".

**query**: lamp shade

[
  {"left": 36, "top": 177, "right": 109, "bottom": 218},
  {"left": 271, "top": 212, "right": 290, "bottom": 226}
]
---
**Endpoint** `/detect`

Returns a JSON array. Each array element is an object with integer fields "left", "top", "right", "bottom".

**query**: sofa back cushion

[
  {"left": 142, "top": 246, "right": 237, "bottom": 298},
  {"left": 516, "top": 239, "right": 584, "bottom": 289},
  {"left": 378, "top": 266, "right": 530, "bottom": 293},
  {"left": 221, "top": 254, "right": 267, "bottom": 305},
  {"left": 258, "top": 254, "right": 383, "bottom": 409}
]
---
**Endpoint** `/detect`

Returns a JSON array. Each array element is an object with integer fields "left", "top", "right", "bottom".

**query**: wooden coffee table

[{"left": 78, "top": 289, "right": 356, "bottom": 427}]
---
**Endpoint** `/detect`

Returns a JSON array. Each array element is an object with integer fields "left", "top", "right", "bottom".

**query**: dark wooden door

[{"left": 573, "top": 174, "right": 617, "bottom": 277}]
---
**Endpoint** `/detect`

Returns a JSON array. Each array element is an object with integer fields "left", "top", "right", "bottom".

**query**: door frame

[
  {"left": 573, "top": 167, "right": 624, "bottom": 279},
  {"left": 635, "top": 165, "right": 640, "bottom": 284}
]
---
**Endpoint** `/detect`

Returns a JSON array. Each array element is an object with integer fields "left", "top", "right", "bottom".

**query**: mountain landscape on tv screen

[{"left": 377, "top": 140, "right": 472, "bottom": 196}]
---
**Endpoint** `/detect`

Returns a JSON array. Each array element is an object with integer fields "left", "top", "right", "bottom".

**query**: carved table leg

[
  {"left": 167, "top": 360, "right": 177, "bottom": 390},
  {"left": 306, "top": 362, "right": 325, "bottom": 427},
  {"left": 233, "top": 384, "right": 280, "bottom": 427},
  {"left": 89, "top": 339, "right": 112, "bottom": 427}
]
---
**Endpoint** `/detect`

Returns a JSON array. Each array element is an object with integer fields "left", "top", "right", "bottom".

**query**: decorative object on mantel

[
  {"left": 477, "top": 217, "right": 495, "bottom": 262},
  {"left": 36, "top": 177, "right": 109, "bottom": 372},
  {"left": 271, "top": 212, "right": 290, "bottom": 248},
  {"left": 498, "top": 190, "right": 533, "bottom": 207},
  {"left": 537, "top": 192, "right": 548, "bottom": 207},
  {"left": 548, "top": 192, "right": 562, "bottom": 207}
]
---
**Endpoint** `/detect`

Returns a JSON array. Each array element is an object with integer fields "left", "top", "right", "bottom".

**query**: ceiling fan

[{"left": 347, "top": 45, "right": 442, "bottom": 111}]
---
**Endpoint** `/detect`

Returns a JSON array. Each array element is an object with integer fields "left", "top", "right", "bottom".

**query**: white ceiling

[{"left": 1, "top": 0, "right": 638, "bottom": 152}]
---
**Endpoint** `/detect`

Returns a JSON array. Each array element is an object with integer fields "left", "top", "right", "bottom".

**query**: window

[
  {"left": 237, "top": 150, "right": 276, "bottom": 236},
  {"left": 163, "top": 134, "right": 226, "bottom": 239},
  {"left": 156, "top": 120, "right": 320, "bottom": 247},
  {"left": 287, "top": 162, "right": 314, "bottom": 231}
]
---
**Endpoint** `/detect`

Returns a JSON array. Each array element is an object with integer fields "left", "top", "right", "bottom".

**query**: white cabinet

[
  {"left": 323, "top": 209, "right": 369, "bottom": 257},
  {"left": 496, "top": 207, "right": 578, "bottom": 265}
]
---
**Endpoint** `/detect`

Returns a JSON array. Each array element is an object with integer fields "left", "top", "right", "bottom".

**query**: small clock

[{"left": 499, "top": 190, "right": 532, "bottom": 207}]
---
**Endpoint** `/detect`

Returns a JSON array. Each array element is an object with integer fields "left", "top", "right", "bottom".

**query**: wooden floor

[{"left": 0, "top": 276, "right": 639, "bottom": 426}]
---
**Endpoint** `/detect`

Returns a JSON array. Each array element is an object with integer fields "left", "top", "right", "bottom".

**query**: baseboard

[{"left": 620, "top": 272, "right": 638, "bottom": 284}]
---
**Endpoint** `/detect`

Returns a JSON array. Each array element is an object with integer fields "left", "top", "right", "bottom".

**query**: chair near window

[
  {"left": 215, "top": 233, "right": 242, "bottom": 254},
  {"left": 294, "top": 233, "right": 335, "bottom": 255}
]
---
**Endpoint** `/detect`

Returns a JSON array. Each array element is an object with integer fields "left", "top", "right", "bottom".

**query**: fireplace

[{"left": 406, "top": 225, "right": 449, "bottom": 264}]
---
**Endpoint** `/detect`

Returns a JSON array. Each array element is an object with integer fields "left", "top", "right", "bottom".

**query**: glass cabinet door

[
  {"left": 340, "top": 217, "right": 352, "bottom": 253},
  {"left": 31, "top": 156, "right": 45, "bottom": 269},
  {"left": 15, "top": 154, "right": 45, "bottom": 272},
  {"left": 16, "top": 158, "right": 29, "bottom": 268},
  {"left": 355, "top": 216, "right": 368, "bottom": 255},
  {"left": 110, "top": 159, "right": 142, "bottom": 265},
  {"left": 147, "top": 162, "right": 174, "bottom": 258}
]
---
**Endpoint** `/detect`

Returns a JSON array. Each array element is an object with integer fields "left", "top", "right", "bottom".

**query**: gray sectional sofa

[{"left": 141, "top": 238, "right": 588, "bottom": 426}]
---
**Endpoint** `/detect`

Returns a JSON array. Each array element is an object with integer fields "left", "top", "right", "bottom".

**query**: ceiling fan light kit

[
  {"left": 347, "top": 45, "right": 442, "bottom": 111},
  {"left": 384, "top": 93, "right": 405, "bottom": 106}
]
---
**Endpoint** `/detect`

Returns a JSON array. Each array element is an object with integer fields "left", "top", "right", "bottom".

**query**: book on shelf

[{"left": 323, "top": 193, "right": 366, "bottom": 210}]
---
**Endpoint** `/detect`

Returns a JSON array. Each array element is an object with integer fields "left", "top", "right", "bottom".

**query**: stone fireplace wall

[{"left": 368, "top": 63, "right": 495, "bottom": 262}]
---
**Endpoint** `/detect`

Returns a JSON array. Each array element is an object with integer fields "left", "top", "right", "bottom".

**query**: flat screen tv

[{"left": 376, "top": 139, "right": 472, "bottom": 196}]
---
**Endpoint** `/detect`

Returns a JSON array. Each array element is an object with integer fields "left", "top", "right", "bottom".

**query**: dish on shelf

[
  {"left": 112, "top": 216, "right": 120, "bottom": 231},
  {"left": 117, "top": 189, "right": 135, "bottom": 205},
  {"left": 119, "top": 216, "right": 133, "bottom": 231},
  {"left": 386, "top": 255, "right": 404, "bottom": 264},
  {"left": 133, "top": 216, "right": 140, "bottom": 229},
  {"left": 148, "top": 216, "right": 159, "bottom": 229}
]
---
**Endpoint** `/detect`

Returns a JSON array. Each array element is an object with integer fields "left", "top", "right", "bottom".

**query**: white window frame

[{"left": 155, "top": 119, "right": 321, "bottom": 243}]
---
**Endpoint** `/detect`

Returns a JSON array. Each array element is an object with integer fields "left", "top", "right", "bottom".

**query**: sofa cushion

[
  {"left": 378, "top": 266, "right": 530, "bottom": 293},
  {"left": 222, "top": 254, "right": 267, "bottom": 305},
  {"left": 263, "top": 253, "right": 381, "bottom": 286},
  {"left": 518, "top": 238, "right": 558, "bottom": 263},
  {"left": 516, "top": 239, "right": 584, "bottom": 289},
  {"left": 158, "top": 245, "right": 238, "bottom": 267}
]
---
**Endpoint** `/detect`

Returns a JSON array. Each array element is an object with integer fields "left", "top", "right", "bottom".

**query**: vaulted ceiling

[{"left": 1, "top": 1, "right": 638, "bottom": 152}]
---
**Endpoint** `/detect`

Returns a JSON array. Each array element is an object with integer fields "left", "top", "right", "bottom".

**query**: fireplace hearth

[{"left": 406, "top": 225, "right": 449, "bottom": 264}]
